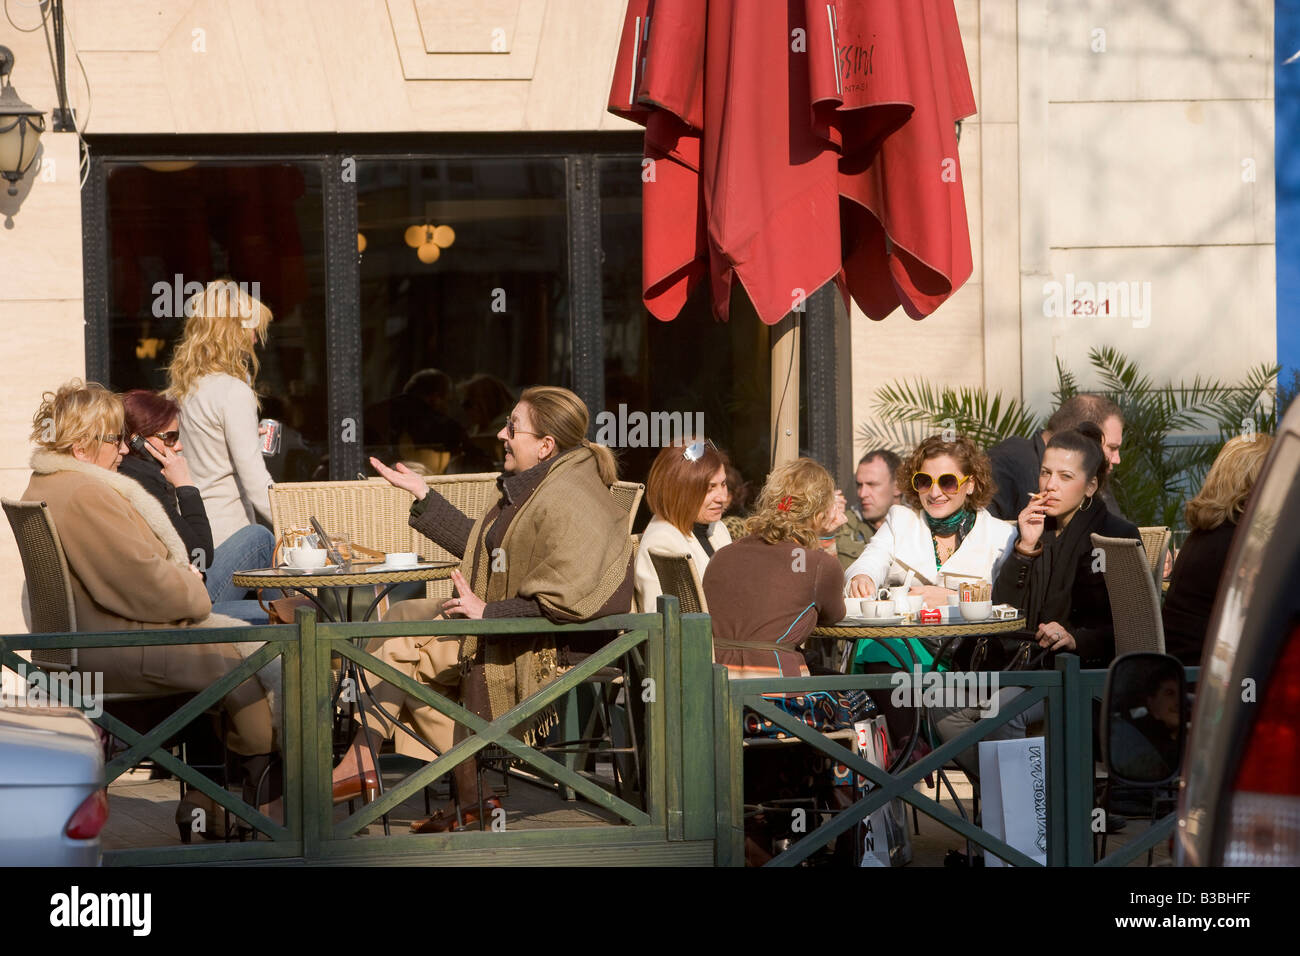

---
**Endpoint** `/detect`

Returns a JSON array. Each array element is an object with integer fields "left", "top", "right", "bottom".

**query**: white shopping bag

[
  {"left": 978, "top": 736, "right": 1048, "bottom": 867},
  {"left": 854, "top": 717, "right": 913, "bottom": 867}
]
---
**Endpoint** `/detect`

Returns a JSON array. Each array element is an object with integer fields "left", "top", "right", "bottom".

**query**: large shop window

[
  {"left": 598, "top": 155, "right": 772, "bottom": 498},
  {"left": 104, "top": 161, "right": 328, "bottom": 480},
  {"left": 355, "top": 157, "right": 570, "bottom": 473}
]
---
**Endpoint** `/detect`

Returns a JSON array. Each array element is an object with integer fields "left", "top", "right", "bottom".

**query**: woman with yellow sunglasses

[{"left": 842, "top": 434, "right": 1017, "bottom": 742}]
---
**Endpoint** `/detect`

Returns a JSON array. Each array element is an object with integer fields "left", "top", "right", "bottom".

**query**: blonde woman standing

[{"left": 165, "top": 280, "right": 276, "bottom": 550}]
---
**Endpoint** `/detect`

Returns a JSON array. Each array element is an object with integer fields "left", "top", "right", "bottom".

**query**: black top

[
  {"left": 1161, "top": 521, "right": 1237, "bottom": 667},
  {"left": 993, "top": 508, "right": 1141, "bottom": 667},
  {"left": 692, "top": 523, "right": 716, "bottom": 558},
  {"left": 987, "top": 432, "right": 1048, "bottom": 521},
  {"left": 117, "top": 452, "right": 214, "bottom": 574}
]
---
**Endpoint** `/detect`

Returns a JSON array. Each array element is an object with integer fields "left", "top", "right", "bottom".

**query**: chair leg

[
  {"left": 557, "top": 687, "right": 583, "bottom": 801},
  {"left": 624, "top": 655, "right": 645, "bottom": 803},
  {"left": 602, "top": 682, "right": 629, "bottom": 800}
]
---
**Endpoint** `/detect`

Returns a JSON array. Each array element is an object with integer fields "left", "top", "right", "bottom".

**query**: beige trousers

[{"left": 354, "top": 598, "right": 461, "bottom": 759}]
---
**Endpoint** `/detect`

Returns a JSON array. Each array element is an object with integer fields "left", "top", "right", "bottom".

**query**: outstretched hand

[{"left": 369, "top": 456, "right": 428, "bottom": 500}]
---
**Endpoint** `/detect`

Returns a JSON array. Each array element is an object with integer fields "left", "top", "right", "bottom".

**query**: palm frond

[
  {"left": 870, "top": 379, "right": 1042, "bottom": 449},
  {"left": 855, "top": 417, "right": 932, "bottom": 458}
]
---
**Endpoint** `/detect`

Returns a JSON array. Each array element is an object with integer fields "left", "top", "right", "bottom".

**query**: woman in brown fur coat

[{"left": 21, "top": 380, "right": 277, "bottom": 823}]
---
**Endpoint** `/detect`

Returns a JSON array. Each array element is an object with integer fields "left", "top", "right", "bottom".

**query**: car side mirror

[{"left": 1101, "top": 652, "right": 1187, "bottom": 786}]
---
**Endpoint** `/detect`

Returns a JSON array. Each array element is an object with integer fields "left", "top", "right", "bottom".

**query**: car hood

[{"left": 0, "top": 708, "right": 103, "bottom": 786}]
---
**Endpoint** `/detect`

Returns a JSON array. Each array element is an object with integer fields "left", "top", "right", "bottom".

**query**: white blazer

[
  {"left": 635, "top": 515, "right": 731, "bottom": 612},
  {"left": 842, "top": 505, "right": 1017, "bottom": 593},
  {"left": 178, "top": 373, "right": 275, "bottom": 547}
]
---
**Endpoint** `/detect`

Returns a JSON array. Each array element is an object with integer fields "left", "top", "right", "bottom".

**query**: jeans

[
  {"left": 206, "top": 524, "right": 276, "bottom": 604},
  {"left": 211, "top": 599, "right": 272, "bottom": 626}
]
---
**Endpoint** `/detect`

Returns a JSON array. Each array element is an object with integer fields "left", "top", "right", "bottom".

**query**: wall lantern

[{"left": 0, "top": 46, "right": 46, "bottom": 197}]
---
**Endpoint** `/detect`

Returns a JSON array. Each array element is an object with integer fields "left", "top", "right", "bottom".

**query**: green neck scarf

[{"left": 925, "top": 508, "right": 976, "bottom": 567}]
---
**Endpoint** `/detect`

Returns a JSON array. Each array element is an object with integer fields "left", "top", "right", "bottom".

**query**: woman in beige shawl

[{"left": 330, "top": 386, "right": 635, "bottom": 830}]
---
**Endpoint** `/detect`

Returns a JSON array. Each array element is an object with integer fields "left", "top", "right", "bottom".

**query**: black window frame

[{"left": 81, "top": 131, "right": 849, "bottom": 485}]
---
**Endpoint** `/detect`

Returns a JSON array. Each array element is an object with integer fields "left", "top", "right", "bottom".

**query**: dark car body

[{"left": 1177, "top": 401, "right": 1300, "bottom": 866}]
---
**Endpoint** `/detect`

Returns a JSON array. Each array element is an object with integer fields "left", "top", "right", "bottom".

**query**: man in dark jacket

[{"left": 987, "top": 393, "right": 1127, "bottom": 521}]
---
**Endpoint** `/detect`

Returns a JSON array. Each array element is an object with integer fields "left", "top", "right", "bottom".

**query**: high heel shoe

[
  {"left": 410, "top": 794, "right": 502, "bottom": 834},
  {"left": 332, "top": 769, "right": 379, "bottom": 805}
]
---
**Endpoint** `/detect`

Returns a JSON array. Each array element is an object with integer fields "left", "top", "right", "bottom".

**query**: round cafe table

[
  {"left": 231, "top": 562, "right": 456, "bottom": 622},
  {"left": 810, "top": 613, "right": 1029, "bottom": 674},
  {"left": 810, "top": 614, "right": 1027, "bottom": 641},
  {"left": 808, "top": 613, "right": 1032, "bottom": 780},
  {"left": 232, "top": 561, "right": 458, "bottom": 835}
]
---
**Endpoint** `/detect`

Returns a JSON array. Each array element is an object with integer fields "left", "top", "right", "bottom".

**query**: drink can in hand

[{"left": 259, "top": 419, "right": 282, "bottom": 456}]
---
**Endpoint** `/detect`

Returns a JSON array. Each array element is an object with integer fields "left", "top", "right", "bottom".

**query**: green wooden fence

[
  {"left": 0, "top": 597, "right": 716, "bottom": 866},
  {"left": 713, "top": 650, "right": 1198, "bottom": 867},
  {"left": 0, "top": 600, "right": 1194, "bottom": 866}
]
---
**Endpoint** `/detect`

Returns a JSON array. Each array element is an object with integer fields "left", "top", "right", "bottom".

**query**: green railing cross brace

[
  {"left": 736, "top": 683, "right": 1050, "bottom": 867},
  {"left": 0, "top": 635, "right": 291, "bottom": 842},
  {"left": 328, "top": 626, "right": 654, "bottom": 834}
]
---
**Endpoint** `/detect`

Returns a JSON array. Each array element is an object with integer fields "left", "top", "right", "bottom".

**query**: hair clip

[{"left": 777, "top": 495, "right": 793, "bottom": 511}]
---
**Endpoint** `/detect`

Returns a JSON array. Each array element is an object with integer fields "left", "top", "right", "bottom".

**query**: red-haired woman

[
  {"left": 634, "top": 439, "right": 732, "bottom": 611},
  {"left": 119, "top": 389, "right": 273, "bottom": 623}
]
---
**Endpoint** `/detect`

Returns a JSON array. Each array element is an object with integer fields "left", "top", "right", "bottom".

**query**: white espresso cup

[
  {"left": 285, "top": 547, "right": 327, "bottom": 570},
  {"left": 385, "top": 551, "right": 418, "bottom": 568}
]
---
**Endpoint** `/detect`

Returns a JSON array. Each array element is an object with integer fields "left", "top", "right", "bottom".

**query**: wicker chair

[
  {"left": 609, "top": 481, "right": 645, "bottom": 535},
  {"left": 1137, "top": 526, "right": 1171, "bottom": 586},
  {"left": 4, "top": 498, "right": 226, "bottom": 808},
  {"left": 3, "top": 499, "right": 79, "bottom": 671},
  {"left": 647, "top": 548, "right": 708, "bottom": 614},
  {"left": 271, "top": 473, "right": 645, "bottom": 603},
  {"left": 270, "top": 473, "right": 499, "bottom": 602},
  {"left": 1090, "top": 533, "right": 1166, "bottom": 656}
]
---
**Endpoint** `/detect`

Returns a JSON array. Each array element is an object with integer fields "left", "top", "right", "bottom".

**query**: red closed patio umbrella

[
  {"left": 609, "top": 0, "right": 976, "bottom": 457},
  {"left": 610, "top": 0, "right": 975, "bottom": 324}
]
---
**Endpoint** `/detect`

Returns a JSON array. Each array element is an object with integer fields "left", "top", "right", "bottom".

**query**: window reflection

[
  {"left": 105, "top": 161, "right": 328, "bottom": 481},
  {"left": 356, "top": 157, "right": 570, "bottom": 474}
]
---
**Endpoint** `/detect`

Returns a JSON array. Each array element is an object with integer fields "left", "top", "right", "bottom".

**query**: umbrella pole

[{"left": 770, "top": 313, "right": 800, "bottom": 468}]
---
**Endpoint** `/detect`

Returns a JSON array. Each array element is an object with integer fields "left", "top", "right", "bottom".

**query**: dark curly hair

[{"left": 898, "top": 434, "right": 996, "bottom": 512}]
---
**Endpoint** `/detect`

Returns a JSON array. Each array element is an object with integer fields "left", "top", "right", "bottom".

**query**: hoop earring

[{"left": 1080, "top": 495, "right": 1094, "bottom": 512}]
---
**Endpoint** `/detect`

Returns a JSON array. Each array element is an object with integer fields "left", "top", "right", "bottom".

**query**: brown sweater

[{"left": 702, "top": 534, "right": 845, "bottom": 678}]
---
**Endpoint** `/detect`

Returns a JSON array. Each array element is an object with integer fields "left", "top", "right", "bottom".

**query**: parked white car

[{"left": 0, "top": 707, "right": 106, "bottom": 866}]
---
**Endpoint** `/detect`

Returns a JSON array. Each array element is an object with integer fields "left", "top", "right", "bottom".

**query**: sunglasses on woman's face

[
  {"left": 911, "top": 472, "right": 971, "bottom": 495},
  {"left": 505, "top": 419, "right": 540, "bottom": 440},
  {"left": 153, "top": 431, "right": 180, "bottom": 447},
  {"left": 682, "top": 438, "right": 718, "bottom": 462}
]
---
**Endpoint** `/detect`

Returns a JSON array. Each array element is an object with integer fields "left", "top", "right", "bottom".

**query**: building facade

[{"left": 0, "top": 0, "right": 1275, "bottom": 633}]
